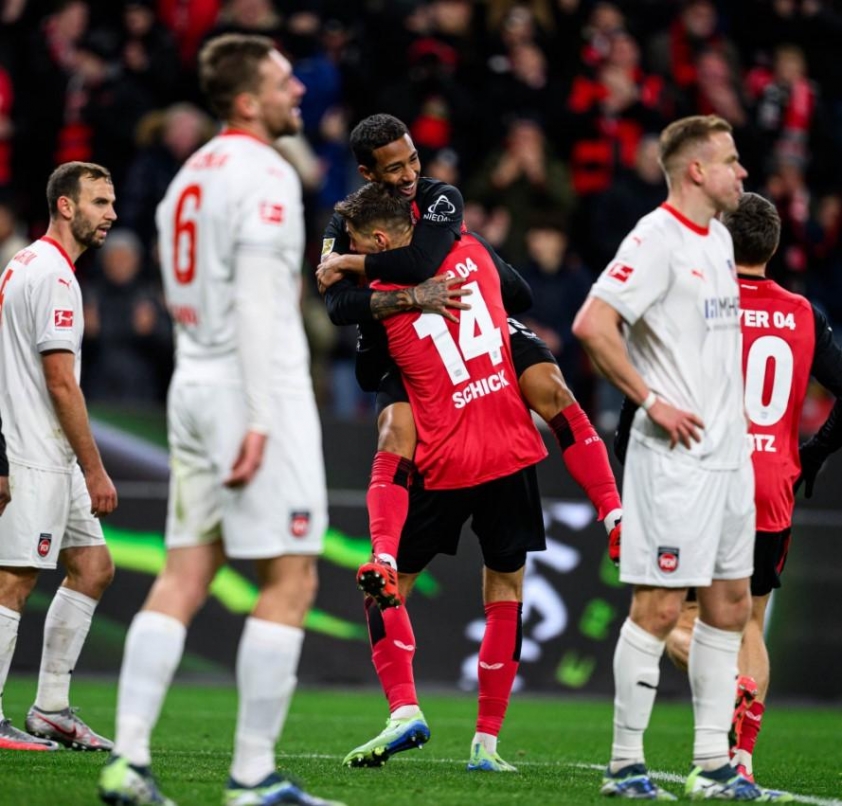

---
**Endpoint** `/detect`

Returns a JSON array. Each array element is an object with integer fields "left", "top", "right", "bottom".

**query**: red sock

[
  {"left": 366, "top": 451, "right": 415, "bottom": 560},
  {"left": 549, "top": 403, "right": 621, "bottom": 521},
  {"left": 476, "top": 601, "right": 522, "bottom": 736},
  {"left": 366, "top": 596, "right": 418, "bottom": 711},
  {"left": 736, "top": 699, "right": 765, "bottom": 755}
]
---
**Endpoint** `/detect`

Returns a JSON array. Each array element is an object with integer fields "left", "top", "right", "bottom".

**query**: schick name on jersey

[
  {"left": 452, "top": 370, "right": 510, "bottom": 409},
  {"left": 704, "top": 295, "right": 740, "bottom": 320}
]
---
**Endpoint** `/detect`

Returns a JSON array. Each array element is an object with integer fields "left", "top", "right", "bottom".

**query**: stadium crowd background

[{"left": 1, "top": 0, "right": 841, "bottom": 429}]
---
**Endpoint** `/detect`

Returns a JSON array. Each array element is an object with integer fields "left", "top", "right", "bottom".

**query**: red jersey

[
  {"left": 373, "top": 235, "right": 547, "bottom": 489},
  {"left": 739, "top": 276, "right": 815, "bottom": 531}
]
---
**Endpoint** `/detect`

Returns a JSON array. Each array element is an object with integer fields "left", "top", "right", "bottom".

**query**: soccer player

[
  {"left": 615, "top": 192, "right": 842, "bottom": 783},
  {"left": 98, "top": 35, "right": 341, "bottom": 806},
  {"left": 0, "top": 161, "right": 118, "bottom": 752},
  {"left": 334, "top": 182, "right": 548, "bottom": 773},
  {"left": 318, "top": 113, "right": 622, "bottom": 608},
  {"left": 573, "top": 116, "right": 790, "bottom": 801}
]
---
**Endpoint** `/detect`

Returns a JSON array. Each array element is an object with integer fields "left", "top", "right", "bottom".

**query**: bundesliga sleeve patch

[
  {"left": 607, "top": 262, "right": 634, "bottom": 283},
  {"left": 53, "top": 309, "right": 74, "bottom": 328},
  {"left": 259, "top": 201, "right": 284, "bottom": 224},
  {"left": 321, "top": 238, "right": 335, "bottom": 257}
]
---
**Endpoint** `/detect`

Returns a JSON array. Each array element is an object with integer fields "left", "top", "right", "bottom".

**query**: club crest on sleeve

[
  {"left": 37, "top": 533, "right": 52, "bottom": 558},
  {"left": 657, "top": 546, "right": 679, "bottom": 573},
  {"left": 53, "top": 309, "right": 74, "bottom": 328},
  {"left": 607, "top": 262, "right": 634, "bottom": 283},
  {"left": 290, "top": 511, "right": 311, "bottom": 537},
  {"left": 259, "top": 202, "right": 284, "bottom": 224}
]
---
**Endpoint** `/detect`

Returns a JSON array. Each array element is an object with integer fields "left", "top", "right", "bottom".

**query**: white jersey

[
  {"left": 0, "top": 237, "right": 84, "bottom": 472},
  {"left": 156, "top": 130, "right": 310, "bottom": 393},
  {"left": 591, "top": 203, "right": 748, "bottom": 468}
]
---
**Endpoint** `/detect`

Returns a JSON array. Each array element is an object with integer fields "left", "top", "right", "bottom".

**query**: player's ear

[
  {"left": 374, "top": 230, "right": 389, "bottom": 250},
  {"left": 688, "top": 158, "right": 705, "bottom": 186},
  {"left": 358, "top": 164, "right": 375, "bottom": 182},
  {"left": 233, "top": 91, "right": 258, "bottom": 122},
  {"left": 56, "top": 195, "right": 74, "bottom": 221}
]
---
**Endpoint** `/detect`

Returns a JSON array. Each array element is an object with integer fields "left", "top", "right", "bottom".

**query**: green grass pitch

[{"left": 2, "top": 677, "right": 840, "bottom": 805}]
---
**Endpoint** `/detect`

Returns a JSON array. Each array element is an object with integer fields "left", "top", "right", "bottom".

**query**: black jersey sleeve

[
  {"left": 809, "top": 306, "right": 842, "bottom": 398},
  {"left": 324, "top": 279, "right": 376, "bottom": 326},
  {"left": 798, "top": 307, "right": 842, "bottom": 495},
  {"left": 471, "top": 232, "right": 533, "bottom": 314},
  {"left": 364, "top": 182, "right": 464, "bottom": 284},
  {"left": 0, "top": 410, "right": 7, "bottom": 477},
  {"left": 355, "top": 322, "right": 391, "bottom": 393},
  {"left": 321, "top": 212, "right": 351, "bottom": 256}
]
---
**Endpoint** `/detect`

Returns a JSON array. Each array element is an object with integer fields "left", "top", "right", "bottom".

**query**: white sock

[
  {"left": 472, "top": 731, "right": 497, "bottom": 754},
  {"left": 375, "top": 553, "right": 397, "bottom": 569},
  {"left": 610, "top": 618, "right": 665, "bottom": 772},
  {"left": 35, "top": 587, "right": 98, "bottom": 712},
  {"left": 689, "top": 619, "right": 741, "bottom": 770},
  {"left": 0, "top": 605, "right": 21, "bottom": 721},
  {"left": 390, "top": 705, "right": 421, "bottom": 720},
  {"left": 230, "top": 618, "right": 303, "bottom": 787},
  {"left": 114, "top": 611, "right": 186, "bottom": 767}
]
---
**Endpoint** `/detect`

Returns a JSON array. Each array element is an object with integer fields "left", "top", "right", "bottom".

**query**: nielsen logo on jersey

[
  {"left": 704, "top": 296, "right": 739, "bottom": 320},
  {"left": 452, "top": 370, "right": 510, "bottom": 409},
  {"left": 54, "top": 309, "right": 74, "bottom": 329},
  {"left": 607, "top": 262, "right": 634, "bottom": 283}
]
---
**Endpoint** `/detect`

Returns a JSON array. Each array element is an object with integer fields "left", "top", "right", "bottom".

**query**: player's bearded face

[
  {"left": 70, "top": 178, "right": 116, "bottom": 249},
  {"left": 259, "top": 52, "right": 305, "bottom": 139}
]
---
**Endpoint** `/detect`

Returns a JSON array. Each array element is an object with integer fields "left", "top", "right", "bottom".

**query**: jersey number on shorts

[
  {"left": 743, "top": 335, "right": 794, "bottom": 426},
  {"left": 173, "top": 184, "right": 202, "bottom": 285},
  {"left": 413, "top": 281, "right": 503, "bottom": 384}
]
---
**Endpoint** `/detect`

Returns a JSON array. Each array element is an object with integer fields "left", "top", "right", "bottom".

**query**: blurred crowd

[{"left": 1, "top": 0, "right": 841, "bottom": 429}]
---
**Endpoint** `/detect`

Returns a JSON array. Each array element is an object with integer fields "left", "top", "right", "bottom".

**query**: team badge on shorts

[
  {"left": 657, "top": 546, "right": 679, "bottom": 573},
  {"left": 290, "top": 511, "right": 311, "bottom": 538},
  {"left": 37, "top": 533, "right": 53, "bottom": 558}
]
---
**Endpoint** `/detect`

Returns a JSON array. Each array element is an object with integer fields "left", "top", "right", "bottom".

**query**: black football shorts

[{"left": 397, "top": 465, "right": 546, "bottom": 575}]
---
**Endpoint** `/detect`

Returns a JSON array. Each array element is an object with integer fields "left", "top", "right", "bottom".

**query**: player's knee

[
  {"left": 0, "top": 568, "right": 39, "bottom": 611},
  {"left": 65, "top": 549, "right": 115, "bottom": 599}
]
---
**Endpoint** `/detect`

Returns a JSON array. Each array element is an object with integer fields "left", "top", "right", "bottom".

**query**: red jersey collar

[
  {"left": 660, "top": 203, "right": 709, "bottom": 236},
  {"left": 39, "top": 236, "right": 77, "bottom": 273},
  {"left": 219, "top": 127, "right": 270, "bottom": 145}
]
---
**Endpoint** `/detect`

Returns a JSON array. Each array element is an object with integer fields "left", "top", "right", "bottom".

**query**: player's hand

[
  {"left": 315, "top": 262, "right": 345, "bottom": 294},
  {"left": 794, "top": 441, "right": 827, "bottom": 499},
  {"left": 411, "top": 275, "right": 472, "bottom": 323},
  {"left": 224, "top": 431, "right": 268, "bottom": 488},
  {"left": 647, "top": 398, "right": 704, "bottom": 449},
  {"left": 607, "top": 516, "right": 621, "bottom": 566},
  {"left": 85, "top": 467, "right": 118, "bottom": 517},
  {"left": 0, "top": 476, "right": 10, "bottom": 516}
]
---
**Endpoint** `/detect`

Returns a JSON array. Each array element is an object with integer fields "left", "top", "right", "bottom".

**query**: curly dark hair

[{"left": 349, "top": 114, "right": 410, "bottom": 168}]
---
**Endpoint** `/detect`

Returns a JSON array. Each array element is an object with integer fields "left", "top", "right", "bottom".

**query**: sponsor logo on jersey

[
  {"left": 321, "top": 238, "right": 335, "bottom": 258},
  {"left": 452, "top": 369, "right": 510, "bottom": 409},
  {"left": 427, "top": 194, "right": 456, "bottom": 217},
  {"left": 13, "top": 248, "right": 37, "bottom": 266},
  {"left": 691, "top": 268, "right": 706, "bottom": 281},
  {"left": 37, "top": 533, "right": 52, "bottom": 558},
  {"left": 703, "top": 296, "right": 739, "bottom": 320},
  {"left": 657, "top": 546, "right": 679, "bottom": 573},
  {"left": 607, "top": 262, "right": 634, "bottom": 283},
  {"left": 259, "top": 202, "right": 284, "bottom": 224},
  {"left": 290, "top": 510, "right": 311, "bottom": 537},
  {"left": 54, "top": 309, "right": 74, "bottom": 328},
  {"left": 58, "top": 277, "right": 72, "bottom": 288}
]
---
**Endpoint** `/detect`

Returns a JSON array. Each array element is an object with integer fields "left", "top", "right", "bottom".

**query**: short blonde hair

[{"left": 659, "top": 115, "right": 733, "bottom": 178}]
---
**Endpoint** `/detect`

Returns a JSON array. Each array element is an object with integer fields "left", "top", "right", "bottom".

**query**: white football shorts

[
  {"left": 165, "top": 381, "right": 328, "bottom": 559},
  {"left": 0, "top": 462, "right": 106, "bottom": 569},
  {"left": 619, "top": 437, "right": 755, "bottom": 587}
]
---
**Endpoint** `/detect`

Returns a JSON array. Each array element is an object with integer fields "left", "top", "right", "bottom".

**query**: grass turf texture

[{"left": 2, "top": 677, "right": 839, "bottom": 806}]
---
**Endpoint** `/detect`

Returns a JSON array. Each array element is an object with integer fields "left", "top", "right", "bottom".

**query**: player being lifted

[
  {"left": 615, "top": 192, "right": 842, "bottom": 783},
  {"left": 334, "top": 182, "right": 548, "bottom": 773},
  {"left": 317, "top": 113, "right": 622, "bottom": 609}
]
